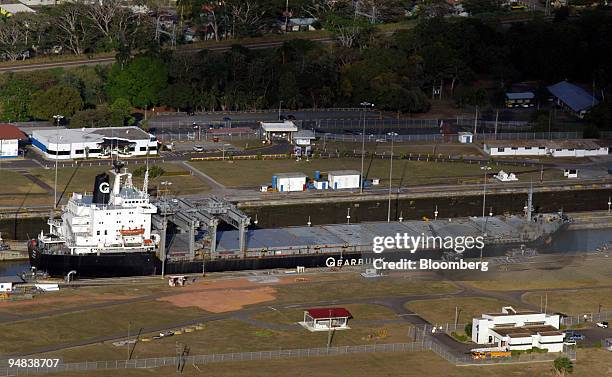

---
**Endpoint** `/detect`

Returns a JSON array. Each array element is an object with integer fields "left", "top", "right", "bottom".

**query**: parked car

[
  {"left": 596, "top": 321, "right": 609, "bottom": 328},
  {"left": 564, "top": 331, "right": 585, "bottom": 341},
  {"left": 193, "top": 145, "right": 204, "bottom": 152}
]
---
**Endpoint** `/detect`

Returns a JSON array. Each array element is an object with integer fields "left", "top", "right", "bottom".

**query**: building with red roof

[
  {"left": 301, "top": 307, "right": 352, "bottom": 332},
  {"left": 0, "top": 124, "right": 26, "bottom": 158}
]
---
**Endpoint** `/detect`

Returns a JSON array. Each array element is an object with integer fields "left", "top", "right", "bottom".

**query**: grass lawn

[
  {"left": 274, "top": 275, "right": 459, "bottom": 304},
  {"left": 464, "top": 255, "right": 612, "bottom": 291},
  {"left": 522, "top": 288, "right": 612, "bottom": 316},
  {"left": 405, "top": 297, "right": 510, "bottom": 326},
  {"left": 188, "top": 158, "right": 556, "bottom": 188},
  {"left": 43, "top": 348, "right": 611, "bottom": 377},
  {"left": 29, "top": 162, "right": 209, "bottom": 198},
  {"left": 0, "top": 300, "right": 209, "bottom": 355},
  {"left": 42, "top": 317, "right": 413, "bottom": 363},
  {"left": 0, "top": 170, "right": 47, "bottom": 195},
  {"left": 252, "top": 303, "right": 399, "bottom": 325},
  {"left": 316, "top": 141, "right": 484, "bottom": 157}
]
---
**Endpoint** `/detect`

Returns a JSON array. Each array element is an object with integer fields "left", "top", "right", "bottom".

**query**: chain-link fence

[
  {"left": 0, "top": 343, "right": 426, "bottom": 376},
  {"left": 318, "top": 131, "right": 584, "bottom": 143},
  {"left": 561, "top": 310, "right": 612, "bottom": 327}
]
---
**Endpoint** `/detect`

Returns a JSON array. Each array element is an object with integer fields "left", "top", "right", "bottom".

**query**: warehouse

[
  {"left": 328, "top": 170, "right": 361, "bottom": 190},
  {"left": 547, "top": 81, "right": 598, "bottom": 118},
  {"left": 0, "top": 124, "right": 26, "bottom": 158},
  {"left": 483, "top": 139, "right": 609, "bottom": 158},
  {"left": 472, "top": 306, "right": 564, "bottom": 352},
  {"left": 31, "top": 127, "right": 158, "bottom": 160},
  {"left": 272, "top": 172, "right": 307, "bottom": 192}
]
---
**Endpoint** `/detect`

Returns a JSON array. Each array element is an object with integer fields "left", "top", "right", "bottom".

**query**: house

[
  {"left": 563, "top": 169, "right": 578, "bottom": 178},
  {"left": 505, "top": 92, "right": 535, "bottom": 108},
  {"left": 547, "top": 81, "right": 599, "bottom": 118},
  {"left": 260, "top": 121, "right": 298, "bottom": 142},
  {"left": 472, "top": 306, "right": 564, "bottom": 352},
  {"left": 293, "top": 130, "right": 316, "bottom": 146},
  {"left": 458, "top": 132, "right": 473, "bottom": 144},
  {"left": 300, "top": 307, "right": 352, "bottom": 332},
  {"left": 0, "top": 124, "right": 26, "bottom": 158},
  {"left": 483, "top": 139, "right": 609, "bottom": 158},
  {"left": 0, "top": 3, "right": 35, "bottom": 16},
  {"left": 280, "top": 17, "right": 318, "bottom": 32}
]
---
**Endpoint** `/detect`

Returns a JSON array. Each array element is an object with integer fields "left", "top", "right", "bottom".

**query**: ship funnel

[{"left": 93, "top": 173, "right": 111, "bottom": 205}]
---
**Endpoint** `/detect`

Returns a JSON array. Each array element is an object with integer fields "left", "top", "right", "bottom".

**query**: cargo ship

[{"left": 29, "top": 166, "right": 570, "bottom": 278}]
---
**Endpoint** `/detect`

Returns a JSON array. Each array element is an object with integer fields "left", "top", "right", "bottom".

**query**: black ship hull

[{"left": 28, "top": 234, "right": 560, "bottom": 278}]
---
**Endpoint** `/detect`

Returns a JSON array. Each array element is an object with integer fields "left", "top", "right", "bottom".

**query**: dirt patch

[{"left": 158, "top": 286, "right": 277, "bottom": 313}]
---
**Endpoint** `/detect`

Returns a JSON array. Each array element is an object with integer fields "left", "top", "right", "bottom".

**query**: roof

[
  {"left": 328, "top": 170, "right": 361, "bottom": 177},
  {"left": 32, "top": 127, "right": 152, "bottom": 145},
  {"left": 293, "top": 130, "right": 316, "bottom": 139},
  {"left": 274, "top": 172, "right": 307, "bottom": 179},
  {"left": 547, "top": 81, "right": 599, "bottom": 112},
  {"left": 288, "top": 17, "right": 317, "bottom": 26},
  {"left": 506, "top": 92, "right": 535, "bottom": 100},
  {"left": 0, "top": 124, "right": 27, "bottom": 140},
  {"left": 484, "top": 139, "right": 605, "bottom": 150},
  {"left": 306, "top": 307, "right": 352, "bottom": 319},
  {"left": 260, "top": 121, "right": 298, "bottom": 132},
  {"left": 0, "top": 3, "right": 35, "bottom": 13},
  {"left": 491, "top": 325, "right": 562, "bottom": 338}
]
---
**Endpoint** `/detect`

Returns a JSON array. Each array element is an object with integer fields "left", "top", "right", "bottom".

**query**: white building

[
  {"left": 300, "top": 307, "right": 352, "bottom": 332},
  {"left": 472, "top": 306, "right": 564, "bottom": 353},
  {"left": 328, "top": 170, "right": 361, "bottom": 190},
  {"left": 31, "top": 127, "right": 158, "bottom": 160},
  {"left": 0, "top": 124, "right": 26, "bottom": 158},
  {"left": 483, "top": 139, "right": 609, "bottom": 158},
  {"left": 458, "top": 132, "right": 473, "bottom": 144},
  {"left": 260, "top": 121, "right": 298, "bottom": 142},
  {"left": 0, "top": 282, "right": 13, "bottom": 293},
  {"left": 293, "top": 130, "right": 316, "bottom": 146},
  {"left": 0, "top": 3, "right": 35, "bottom": 16},
  {"left": 272, "top": 172, "right": 307, "bottom": 192}
]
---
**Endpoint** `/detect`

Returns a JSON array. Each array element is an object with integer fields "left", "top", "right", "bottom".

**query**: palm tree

[{"left": 553, "top": 356, "right": 573, "bottom": 376}]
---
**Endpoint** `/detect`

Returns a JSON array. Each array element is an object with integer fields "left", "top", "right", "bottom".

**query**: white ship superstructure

[{"left": 40, "top": 168, "right": 159, "bottom": 255}]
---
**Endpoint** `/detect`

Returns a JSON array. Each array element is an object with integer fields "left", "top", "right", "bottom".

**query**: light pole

[
  {"left": 359, "top": 101, "right": 374, "bottom": 193},
  {"left": 278, "top": 100, "right": 283, "bottom": 120},
  {"left": 387, "top": 132, "right": 397, "bottom": 222},
  {"left": 480, "top": 165, "right": 491, "bottom": 234},
  {"left": 608, "top": 196, "right": 611, "bottom": 214},
  {"left": 52, "top": 115, "right": 64, "bottom": 209}
]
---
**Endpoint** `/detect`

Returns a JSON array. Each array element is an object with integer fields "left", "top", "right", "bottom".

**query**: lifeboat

[{"left": 120, "top": 228, "right": 145, "bottom": 236}]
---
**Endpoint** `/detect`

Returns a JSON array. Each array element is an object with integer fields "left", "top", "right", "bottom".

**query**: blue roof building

[{"left": 547, "top": 81, "right": 599, "bottom": 118}]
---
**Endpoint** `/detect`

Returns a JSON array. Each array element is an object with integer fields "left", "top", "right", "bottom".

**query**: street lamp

[
  {"left": 359, "top": 101, "right": 374, "bottom": 193},
  {"left": 52, "top": 114, "right": 64, "bottom": 210},
  {"left": 278, "top": 100, "right": 283, "bottom": 120},
  {"left": 480, "top": 165, "right": 492, "bottom": 234},
  {"left": 387, "top": 132, "right": 398, "bottom": 222}
]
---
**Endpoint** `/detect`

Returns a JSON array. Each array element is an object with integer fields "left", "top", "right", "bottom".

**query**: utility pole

[
  {"left": 359, "top": 102, "right": 374, "bottom": 193},
  {"left": 278, "top": 100, "right": 283, "bottom": 120},
  {"left": 454, "top": 306, "right": 459, "bottom": 329},
  {"left": 473, "top": 106, "right": 478, "bottom": 136},
  {"left": 127, "top": 321, "right": 132, "bottom": 360},
  {"left": 608, "top": 196, "right": 611, "bottom": 214},
  {"left": 387, "top": 133, "right": 395, "bottom": 222},
  {"left": 494, "top": 110, "right": 499, "bottom": 140},
  {"left": 52, "top": 115, "right": 63, "bottom": 210}
]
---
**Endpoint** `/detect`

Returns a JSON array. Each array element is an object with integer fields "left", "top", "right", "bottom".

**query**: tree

[
  {"left": 0, "top": 16, "right": 30, "bottom": 61},
  {"left": 553, "top": 356, "right": 573, "bottom": 376},
  {"left": 464, "top": 323, "right": 472, "bottom": 337},
  {"left": 70, "top": 106, "right": 114, "bottom": 128},
  {"left": 50, "top": 1, "right": 92, "bottom": 55},
  {"left": 325, "top": 14, "right": 371, "bottom": 49},
  {"left": 30, "top": 85, "right": 83, "bottom": 120},
  {"left": 109, "top": 98, "right": 134, "bottom": 126},
  {"left": 105, "top": 56, "right": 168, "bottom": 109},
  {"left": 0, "top": 75, "right": 34, "bottom": 121}
]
